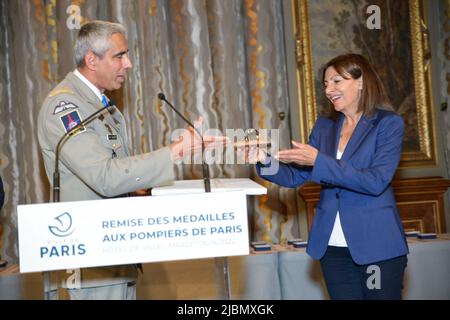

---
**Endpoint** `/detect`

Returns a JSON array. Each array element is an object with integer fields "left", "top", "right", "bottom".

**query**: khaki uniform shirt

[{"left": 37, "top": 72, "right": 175, "bottom": 289}]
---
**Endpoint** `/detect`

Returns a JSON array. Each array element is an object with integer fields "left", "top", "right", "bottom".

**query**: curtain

[{"left": 0, "top": 0, "right": 301, "bottom": 263}]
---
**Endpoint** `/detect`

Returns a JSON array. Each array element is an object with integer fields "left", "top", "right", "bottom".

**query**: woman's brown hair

[{"left": 321, "top": 53, "right": 394, "bottom": 119}]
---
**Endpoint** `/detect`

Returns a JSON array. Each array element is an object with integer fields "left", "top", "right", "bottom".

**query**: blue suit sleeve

[
  {"left": 255, "top": 120, "right": 322, "bottom": 188},
  {"left": 310, "top": 114, "right": 404, "bottom": 195},
  {"left": 256, "top": 159, "right": 312, "bottom": 188}
]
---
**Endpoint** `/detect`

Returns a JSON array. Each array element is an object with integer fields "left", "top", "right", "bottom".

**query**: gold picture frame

[{"left": 291, "top": 0, "right": 437, "bottom": 168}]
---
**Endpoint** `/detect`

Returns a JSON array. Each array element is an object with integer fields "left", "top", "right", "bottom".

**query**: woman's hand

[
  {"left": 237, "top": 144, "right": 268, "bottom": 164},
  {"left": 275, "top": 141, "right": 318, "bottom": 166}
]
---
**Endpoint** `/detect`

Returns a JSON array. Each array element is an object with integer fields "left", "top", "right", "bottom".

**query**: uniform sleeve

[{"left": 40, "top": 94, "right": 175, "bottom": 197}]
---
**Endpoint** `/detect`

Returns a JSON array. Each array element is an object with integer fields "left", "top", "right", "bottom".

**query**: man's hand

[
  {"left": 274, "top": 141, "right": 318, "bottom": 166},
  {"left": 169, "top": 116, "right": 229, "bottom": 161},
  {"left": 169, "top": 123, "right": 202, "bottom": 161},
  {"left": 132, "top": 188, "right": 151, "bottom": 196}
]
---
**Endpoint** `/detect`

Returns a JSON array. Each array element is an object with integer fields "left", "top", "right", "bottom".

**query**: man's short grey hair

[{"left": 75, "top": 20, "right": 126, "bottom": 67}]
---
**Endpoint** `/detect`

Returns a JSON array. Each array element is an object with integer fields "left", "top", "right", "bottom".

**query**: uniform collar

[{"left": 73, "top": 69, "right": 103, "bottom": 103}]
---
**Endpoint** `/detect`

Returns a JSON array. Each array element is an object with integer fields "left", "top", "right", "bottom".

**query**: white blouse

[{"left": 327, "top": 149, "right": 348, "bottom": 247}]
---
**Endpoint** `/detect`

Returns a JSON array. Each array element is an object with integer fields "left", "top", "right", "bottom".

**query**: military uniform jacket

[{"left": 37, "top": 72, "right": 175, "bottom": 289}]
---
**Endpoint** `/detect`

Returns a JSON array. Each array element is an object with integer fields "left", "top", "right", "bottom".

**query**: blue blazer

[{"left": 257, "top": 109, "right": 409, "bottom": 264}]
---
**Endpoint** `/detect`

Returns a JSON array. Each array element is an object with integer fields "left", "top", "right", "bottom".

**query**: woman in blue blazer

[{"left": 254, "top": 53, "right": 408, "bottom": 299}]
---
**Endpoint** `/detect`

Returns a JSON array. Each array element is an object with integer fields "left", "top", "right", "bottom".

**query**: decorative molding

[
  {"left": 291, "top": 0, "right": 317, "bottom": 143},
  {"left": 404, "top": 0, "right": 437, "bottom": 167},
  {"left": 299, "top": 177, "right": 450, "bottom": 233}
]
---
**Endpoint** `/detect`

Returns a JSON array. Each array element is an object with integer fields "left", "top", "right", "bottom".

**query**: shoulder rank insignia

[
  {"left": 48, "top": 88, "right": 74, "bottom": 98},
  {"left": 60, "top": 110, "right": 85, "bottom": 136},
  {"left": 53, "top": 101, "right": 79, "bottom": 115}
]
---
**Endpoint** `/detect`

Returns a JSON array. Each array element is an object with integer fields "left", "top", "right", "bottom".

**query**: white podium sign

[{"left": 17, "top": 191, "right": 249, "bottom": 273}]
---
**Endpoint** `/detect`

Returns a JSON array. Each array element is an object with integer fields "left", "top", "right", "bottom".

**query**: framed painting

[{"left": 290, "top": 0, "right": 437, "bottom": 168}]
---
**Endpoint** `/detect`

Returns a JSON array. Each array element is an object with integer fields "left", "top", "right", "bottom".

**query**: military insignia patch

[
  {"left": 60, "top": 110, "right": 85, "bottom": 135},
  {"left": 53, "top": 101, "right": 78, "bottom": 115}
]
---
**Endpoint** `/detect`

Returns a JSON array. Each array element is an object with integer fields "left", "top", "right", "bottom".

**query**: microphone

[
  {"left": 158, "top": 93, "right": 211, "bottom": 193},
  {"left": 52, "top": 101, "right": 115, "bottom": 202}
]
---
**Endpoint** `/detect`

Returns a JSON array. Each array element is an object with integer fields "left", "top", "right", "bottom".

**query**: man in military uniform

[{"left": 37, "top": 20, "right": 219, "bottom": 299}]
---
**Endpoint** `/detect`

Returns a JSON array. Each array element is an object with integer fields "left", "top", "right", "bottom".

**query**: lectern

[
  {"left": 152, "top": 178, "right": 267, "bottom": 299},
  {"left": 17, "top": 179, "right": 266, "bottom": 299}
]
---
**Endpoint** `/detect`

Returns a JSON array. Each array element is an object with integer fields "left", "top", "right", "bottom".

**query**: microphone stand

[
  {"left": 46, "top": 102, "right": 113, "bottom": 300},
  {"left": 158, "top": 93, "right": 231, "bottom": 300},
  {"left": 157, "top": 93, "right": 210, "bottom": 193}
]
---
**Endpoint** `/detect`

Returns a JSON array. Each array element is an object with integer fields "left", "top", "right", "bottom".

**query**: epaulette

[{"left": 48, "top": 88, "right": 75, "bottom": 98}]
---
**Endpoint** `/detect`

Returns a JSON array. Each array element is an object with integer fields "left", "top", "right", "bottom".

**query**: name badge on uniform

[
  {"left": 107, "top": 134, "right": 117, "bottom": 140},
  {"left": 60, "top": 110, "right": 85, "bottom": 136}
]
